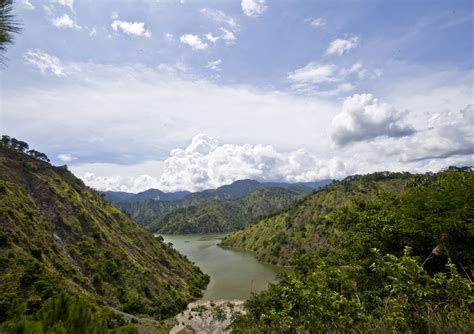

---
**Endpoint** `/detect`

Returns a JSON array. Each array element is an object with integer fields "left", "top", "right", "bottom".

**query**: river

[{"left": 160, "top": 233, "right": 288, "bottom": 300}]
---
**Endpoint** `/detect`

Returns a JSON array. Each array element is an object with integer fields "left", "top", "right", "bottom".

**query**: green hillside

[
  {"left": 230, "top": 168, "right": 473, "bottom": 332},
  {"left": 221, "top": 172, "right": 411, "bottom": 265},
  {"left": 149, "top": 187, "right": 306, "bottom": 234},
  {"left": 0, "top": 143, "right": 209, "bottom": 332},
  {"left": 109, "top": 179, "right": 330, "bottom": 227}
]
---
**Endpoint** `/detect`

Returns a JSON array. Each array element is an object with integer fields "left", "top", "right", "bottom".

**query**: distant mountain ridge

[
  {"left": 148, "top": 187, "right": 307, "bottom": 234},
  {"left": 102, "top": 179, "right": 333, "bottom": 228}
]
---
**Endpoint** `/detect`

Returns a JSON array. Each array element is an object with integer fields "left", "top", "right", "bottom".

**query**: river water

[{"left": 160, "top": 233, "right": 287, "bottom": 300}]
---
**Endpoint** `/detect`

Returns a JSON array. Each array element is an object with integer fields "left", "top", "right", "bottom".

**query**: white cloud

[
  {"left": 111, "top": 11, "right": 119, "bottom": 19},
  {"left": 19, "top": 0, "right": 35, "bottom": 10},
  {"left": 206, "top": 59, "right": 222, "bottom": 71},
  {"left": 326, "top": 36, "right": 359, "bottom": 56},
  {"left": 200, "top": 8, "right": 238, "bottom": 30},
  {"left": 306, "top": 17, "right": 326, "bottom": 28},
  {"left": 88, "top": 27, "right": 97, "bottom": 37},
  {"left": 55, "top": 0, "right": 74, "bottom": 12},
  {"left": 111, "top": 20, "right": 151, "bottom": 38},
  {"left": 23, "top": 50, "right": 66, "bottom": 76},
  {"left": 204, "top": 28, "right": 236, "bottom": 45},
  {"left": 288, "top": 63, "right": 339, "bottom": 87},
  {"left": 8, "top": 54, "right": 472, "bottom": 192},
  {"left": 205, "top": 33, "right": 219, "bottom": 43},
  {"left": 287, "top": 62, "right": 370, "bottom": 93},
  {"left": 180, "top": 34, "right": 208, "bottom": 50},
  {"left": 241, "top": 0, "right": 267, "bottom": 18},
  {"left": 331, "top": 94, "right": 415, "bottom": 146},
  {"left": 219, "top": 27, "right": 236, "bottom": 44},
  {"left": 157, "top": 134, "right": 347, "bottom": 191},
  {"left": 165, "top": 33, "right": 174, "bottom": 40},
  {"left": 58, "top": 153, "right": 76, "bottom": 162},
  {"left": 50, "top": 14, "right": 80, "bottom": 29}
]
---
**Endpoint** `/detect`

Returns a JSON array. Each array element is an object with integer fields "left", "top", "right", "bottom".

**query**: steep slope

[
  {"left": 0, "top": 147, "right": 208, "bottom": 331},
  {"left": 149, "top": 187, "right": 306, "bottom": 234},
  {"left": 230, "top": 168, "right": 473, "bottom": 332},
  {"left": 221, "top": 172, "right": 412, "bottom": 265}
]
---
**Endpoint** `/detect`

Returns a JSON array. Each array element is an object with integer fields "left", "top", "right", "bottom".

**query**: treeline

[
  {"left": 230, "top": 169, "right": 474, "bottom": 332},
  {"left": 1, "top": 135, "right": 50, "bottom": 162}
]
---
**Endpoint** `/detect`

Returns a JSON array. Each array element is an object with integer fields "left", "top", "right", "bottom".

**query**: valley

[{"left": 1, "top": 138, "right": 472, "bottom": 333}]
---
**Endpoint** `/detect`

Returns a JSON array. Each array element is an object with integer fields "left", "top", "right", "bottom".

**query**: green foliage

[
  {"left": 148, "top": 187, "right": 305, "bottom": 234},
  {"left": 222, "top": 171, "right": 412, "bottom": 265},
  {"left": 0, "top": 146, "right": 208, "bottom": 328},
  {"left": 231, "top": 169, "right": 474, "bottom": 332}
]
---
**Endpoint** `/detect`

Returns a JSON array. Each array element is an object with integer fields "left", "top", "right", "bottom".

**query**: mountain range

[{"left": 101, "top": 179, "right": 332, "bottom": 233}]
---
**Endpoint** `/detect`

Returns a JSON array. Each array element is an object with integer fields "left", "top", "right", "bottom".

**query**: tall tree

[{"left": 0, "top": 0, "right": 20, "bottom": 65}]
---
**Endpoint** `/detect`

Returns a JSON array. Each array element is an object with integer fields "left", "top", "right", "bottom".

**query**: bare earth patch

[{"left": 170, "top": 300, "right": 245, "bottom": 334}]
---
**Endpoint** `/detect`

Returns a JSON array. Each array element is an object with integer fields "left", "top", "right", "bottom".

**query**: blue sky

[{"left": 1, "top": 0, "right": 473, "bottom": 192}]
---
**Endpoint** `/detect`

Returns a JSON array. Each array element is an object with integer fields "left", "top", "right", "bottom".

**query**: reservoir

[{"left": 160, "top": 233, "right": 287, "bottom": 300}]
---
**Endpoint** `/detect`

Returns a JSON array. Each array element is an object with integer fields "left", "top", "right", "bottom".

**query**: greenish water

[{"left": 160, "top": 233, "right": 288, "bottom": 300}]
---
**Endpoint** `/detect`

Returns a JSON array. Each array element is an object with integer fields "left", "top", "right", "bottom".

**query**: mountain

[
  {"left": 107, "top": 179, "right": 332, "bottom": 227},
  {"left": 148, "top": 187, "right": 307, "bottom": 234},
  {"left": 221, "top": 171, "right": 413, "bottom": 265},
  {"left": 0, "top": 144, "right": 209, "bottom": 332},
  {"left": 229, "top": 168, "right": 473, "bottom": 332},
  {"left": 101, "top": 189, "right": 190, "bottom": 204},
  {"left": 100, "top": 190, "right": 135, "bottom": 204}
]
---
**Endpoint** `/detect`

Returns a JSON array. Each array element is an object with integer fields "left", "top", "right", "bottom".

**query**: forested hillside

[
  {"left": 230, "top": 168, "right": 473, "bottom": 332},
  {"left": 221, "top": 172, "right": 411, "bottom": 265},
  {"left": 107, "top": 179, "right": 330, "bottom": 232},
  {"left": 0, "top": 140, "right": 209, "bottom": 333},
  {"left": 148, "top": 187, "right": 306, "bottom": 234}
]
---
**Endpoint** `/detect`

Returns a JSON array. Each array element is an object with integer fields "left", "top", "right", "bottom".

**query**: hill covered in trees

[
  {"left": 0, "top": 139, "right": 209, "bottom": 332},
  {"left": 221, "top": 172, "right": 411, "bottom": 265},
  {"left": 229, "top": 168, "right": 473, "bottom": 332},
  {"left": 148, "top": 187, "right": 307, "bottom": 234},
  {"left": 105, "top": 179, "right": 331, "bottom": 233}
]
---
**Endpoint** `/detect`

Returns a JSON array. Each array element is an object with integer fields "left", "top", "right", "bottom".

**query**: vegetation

[
  {"left": 0, "top": 0, "right": 20, "bottom": 64},
  {"left": 230, "top": 168, "right": 473, "bottom": 332},
  {"left": 148, "top": 187, "right": 306, "bottom": 234},
  {"left": 221, "top": 171, "right": 411, "bottom": 265},
  {"left": 106, "top": 179, "right": 329, "bottom": 233},
  {"left": 0, "top": 138, "right": 209, "bottom": 332}
]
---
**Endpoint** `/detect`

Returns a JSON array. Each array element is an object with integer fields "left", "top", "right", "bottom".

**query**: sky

[{"left": 1, "top": 0, "right": 473, "bottom": 192}]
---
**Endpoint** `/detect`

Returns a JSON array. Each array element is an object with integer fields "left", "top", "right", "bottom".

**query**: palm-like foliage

[{"left": 0, "top": 0, "right": 20, "bottom": 64}]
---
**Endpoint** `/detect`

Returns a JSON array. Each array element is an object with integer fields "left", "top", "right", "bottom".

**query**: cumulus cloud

[
  {"left": 23, "top": 50, "right": 66, "bottom": 76},
  {"left": 326, "top": 36, "right": 359, "bottom": 56},
  {"left": 241, "top": 0, "right": 267, "bottom": 18},
  {"left": 158, "top": 134, "right": 347, "bottom": 191},
  {"left": 331, "top": 94, "right": 415, "bottom": 146},
  {"left": 19, "top": 0, "right": 35, "bottom": 10},
  {"left": 206, "top": 59, "right": 222, "bottom": 71},
  {"left": 50, "top": 14, "right": 80, "bottom": 29},
  {"left": 111, "top": 20, "right": 151, "bottom": 37},
  {"left": 180, "top": 34, "right": 208, "bottom": 50},
  {"left": 200, "top": 8, "right": 238, "bottom": 29},
  {"left": 306, "top": 17, "right": 326, "bottom": 28}
]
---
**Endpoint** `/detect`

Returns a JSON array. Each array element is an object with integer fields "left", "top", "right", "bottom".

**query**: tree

[{"left": 0, "top": 0, "right": 20, "bottom": 65}]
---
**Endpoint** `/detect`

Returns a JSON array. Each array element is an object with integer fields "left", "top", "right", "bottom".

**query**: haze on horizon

[{"left": 1, "top": 0, "right": 473, "bottom": 192}]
